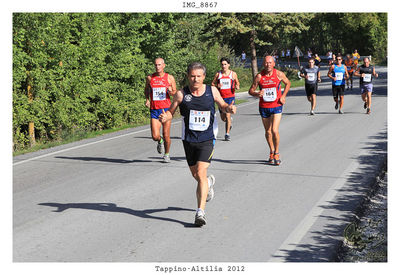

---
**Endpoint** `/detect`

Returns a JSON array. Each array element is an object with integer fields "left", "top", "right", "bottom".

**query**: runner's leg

[
  {"left": 190, "top": 161, "right": 211, "bottom": 210},
  {"left": 271, "top": 113, "right": 282, "bottom": 154},
  {"left": 151, "top": 118, "right": 162, "bottom": 142},
  {"left": 262, "top": 116, "right": 275, "bottom": 154},
  {"left": 162, "top": 119, "right": 171, "bottom": 154}
]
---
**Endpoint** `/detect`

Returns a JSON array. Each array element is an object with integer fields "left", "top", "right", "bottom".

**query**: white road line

[
  {"left": 13, "top": 98, "right": 259, "bottom": 166},
  {"left": 268, "top": 160, "right": 359, "bottom": 262}
]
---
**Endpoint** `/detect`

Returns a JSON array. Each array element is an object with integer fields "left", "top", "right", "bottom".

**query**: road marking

[
  {"left": 268, "top": 160, "right": 359, "bottom": 262},
  {"left": 13, "top": 99, "right": 259, "bottom": 166}
]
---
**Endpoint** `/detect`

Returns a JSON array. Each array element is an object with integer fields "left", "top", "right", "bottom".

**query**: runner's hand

[
  {"left": 159, "top": 109, "right": 168, "bottom": 123},
  {"left": 279, "top": 95, "right": 286, "bottom": 105},
  {"left": 258, "top": 89, "right": 264, "bottom": 98},
  {"left": 228, "top": 102, "right": 237, "bottom": 114},
  {"left": 145, "top": 99, "right": 150, "bottom": 108}
]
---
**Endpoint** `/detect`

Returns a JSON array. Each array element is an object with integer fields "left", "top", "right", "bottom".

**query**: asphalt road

[{"left": 13, "top": 67, "right": 387, "bottom": 262}]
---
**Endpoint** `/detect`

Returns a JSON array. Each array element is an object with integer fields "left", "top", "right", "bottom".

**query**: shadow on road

[
  {"left": 55, "top": 156, "right": 156, "bottom": 164},
  {"left": 38, "top": 203, "right": 198, "bottom": 228},
  {"left": 270, "top": 128, "right": 387, "bottom": 262}
]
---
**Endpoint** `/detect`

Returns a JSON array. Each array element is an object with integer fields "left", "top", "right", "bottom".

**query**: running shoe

[
  {"left": 267, "top": 153, "right": 274, "bottom": 164},
  {"left": 195, "top": 210, "right": 206, "bottom": 226},
  {"left": 274, "top": 153, "right": 282, "bottom": 166},
  {"left": 350, "top": 85, "right": 353, "bottom": 90},
  {"left": 339, "top": 109, "right": 344, "bottom": 114},
  {"left": 366, "top": 107, "right": 371, "bottom": 114},
  {"left": 206, "top": 174, "right": 215, "bottom": 202},
  {"left": 225, "top": 134, "right": 231, "bottom": 141},
  {"left": 335, "top": 102, "right": 339, "bottom": 110},
  {"left": 364, "top": 102, "right": 367, "bottom": 109},
  {"left": 157, "top": 138, "right": 164, "bottom": 154},
  {"left": 310, "top": 110, "right": 315, "bottom": 115},
  {"left": 163, "top": 154, "right": 170, "bottom": 163}
]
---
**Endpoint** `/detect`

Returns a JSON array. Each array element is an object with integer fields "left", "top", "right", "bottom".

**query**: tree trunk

[
  {"left": 27, "top": 81, "right": 36, "bottom": 146},
  {"left": 250, "top": 29, "right": 258, "bottom": 79}
]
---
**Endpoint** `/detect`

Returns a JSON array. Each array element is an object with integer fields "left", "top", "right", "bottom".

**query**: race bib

[
  {"left": 220, "top": 78, "right": 231, "bottom": 90},
  {"left": 363, "top": 74, "right": 372, "bottom": 82},
  {"left": 307, "top": 73, "right": 315, "bottom": 81},
  {"left": 262, "top": 87, "right": 277, "bottom": 102},
  {"left": 335, "top": 73, "right": 343, "bottom": 81},
  {"left": 152, "top": 87, "right": 167, "bottom": 101},
  {"left": 189, "top": 110, "right": 210, "bottom": 131}
]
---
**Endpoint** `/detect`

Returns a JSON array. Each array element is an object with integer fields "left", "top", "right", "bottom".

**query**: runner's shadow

[
  {"left": 55, "top": 156, "right": 154, "bottom": 164},
  {"left": 38, "top": 203, "right": 198, "bottom": 228},
  {"left": 134, "top": 136, "right": 182, "bottom": 140}
]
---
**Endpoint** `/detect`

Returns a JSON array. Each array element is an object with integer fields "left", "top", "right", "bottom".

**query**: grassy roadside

[{"left": 13, "top": 98, "right": 250, "bottom": 157}]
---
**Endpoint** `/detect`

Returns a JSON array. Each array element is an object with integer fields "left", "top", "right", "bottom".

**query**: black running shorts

[
  {"left": 182, "top": 139, "right": 215, "bottom": 167},
  {"left": 332, "top": 85, "right": 345, "bottom": 97},
  {"left": 305, "top": 83, "right": 318, "bottom": 97}
]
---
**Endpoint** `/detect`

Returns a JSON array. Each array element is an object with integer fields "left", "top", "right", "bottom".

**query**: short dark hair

[
  {"left": 187, "top": 62, "right": 206, "bottom": 75},
  {"left": 220, "top": 57, "right": 230, "bottom": 64}
]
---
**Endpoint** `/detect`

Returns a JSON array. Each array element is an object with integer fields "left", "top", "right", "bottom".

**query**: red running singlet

[
  {"left": 258, "top": 69, "right": 282, "bottom": 108},
  {"left": 150, "top": 73, "right": 171, "bottom": 110},
  {"left": 217, "top": 71, "right": 235, "bottom": 98}
]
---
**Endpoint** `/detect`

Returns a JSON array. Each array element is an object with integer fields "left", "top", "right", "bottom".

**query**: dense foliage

[{"left": 13, "top": 13, "right": 387, "bottom": 151}]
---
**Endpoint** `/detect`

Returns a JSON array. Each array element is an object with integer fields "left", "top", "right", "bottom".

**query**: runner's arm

[
  {"left": 354, "top": 67, "right": 361, "bottom": 77},
  {"left": 344, "top": 67, "right": 349, "bottom": 80},
  {"left": 211, "top": 73, "right": 219, "bottom": 87},
  {"left": 212, "top": 86, "right": 236, "bottom": 114},
  {"left": 327, "top": 65, "right": 335, "bottom": 81},
  {"left": 233, "top": 71, "right": 240, "bottom": 90},
  {"left": 144, "top": 76, "right": 151, "bottom": 108},
  {"left": 158, "top": 89, "right": 183, "bottom": 123},
  {"left": 277, "top": 70, "right": 291, "bottom": 105},
  {"left": 373, "top": 67, "right": 379, "bottom": 78},
  {"left": 168, "top": 74, "right": 177, "bottom": 96},
  {"left": 248, "top": 74, "right": 263, "bottom": 98}
]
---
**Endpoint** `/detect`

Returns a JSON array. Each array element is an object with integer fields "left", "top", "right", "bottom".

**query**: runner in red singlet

[
  {"left": 144, "top": 58, "right": 177, "bottom": 163},
  {"left": 248, "top": 56, "right": 291, "bottom": 165},
  {"left": 211, "top": 57, "right": 240, "bottom": 141}
]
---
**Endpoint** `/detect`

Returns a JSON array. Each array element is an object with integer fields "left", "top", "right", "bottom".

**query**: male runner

[
  {"left": 313, "top": 53, "right": 321, "bottom": 67},
  {"left": 300, "top": 58, "right": 321, "bottom": 115},
  {"left": 211, "top": 57, "right": 240, "bottom": 141},
  {"left": 144, "top": 58, "right": 177, "bottom": 163},
  {"left": 345, "top": 54, "right": 356, "bottom": 90},
  {"left": 352, "top": 49, "right": 361, "bottom": 66},
  {"left": 159, "top": 62, "right": 236, "bottom": 226},
  {"left": 328, "top": 55, "right": 349, "bottom": 114},
  {"left": 248, "top": 56, "right": 291, "bottom": 165},
  {"left": 354, "top": 57, "right": 379, "bottom": 114}
]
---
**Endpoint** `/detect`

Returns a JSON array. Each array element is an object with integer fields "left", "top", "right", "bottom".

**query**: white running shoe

[
  {"left": 195, "top": 209, "right": 206, "bottom": 226},
  {"left": 206, "top": 174, "right": 215, "bottom": 202},
  {"left": 163, "top": 154, "right": 170, "bottom": 163}
]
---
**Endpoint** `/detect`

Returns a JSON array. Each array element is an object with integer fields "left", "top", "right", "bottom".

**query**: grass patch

[{"left": 14, "top": 97, "right": 249, "bottom": 157}]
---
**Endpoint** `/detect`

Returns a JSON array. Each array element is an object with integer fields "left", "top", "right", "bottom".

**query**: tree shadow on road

[
  {"left": 38, "top": 203, "right": 199, "bottom": 228},
  {"left": 269, "top": 128, "right": 387, "bottom": 262}
]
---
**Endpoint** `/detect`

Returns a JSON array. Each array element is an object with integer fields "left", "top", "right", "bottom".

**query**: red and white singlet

[
  {"left": 217, "top": 71, "right": 235, "bottom": 98},
  {"left": 258, "top": 69, "right": 282, "bottom": 108},
  {"left": 150, "top": 73, "right": 171, "bottom": 110}
]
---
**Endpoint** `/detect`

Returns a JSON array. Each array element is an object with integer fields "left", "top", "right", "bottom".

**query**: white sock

[{"left": 197, "top": 208, "right": 205, "bottom": 215}]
